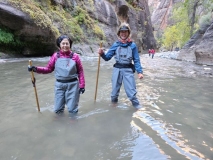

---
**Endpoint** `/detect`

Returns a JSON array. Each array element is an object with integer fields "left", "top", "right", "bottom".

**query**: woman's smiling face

[
  {"left": 119, "top": 30, "right": 129, "bottom": 40},
  {"left": 60, "top": 38, "right": 70, "bottom": 52}
]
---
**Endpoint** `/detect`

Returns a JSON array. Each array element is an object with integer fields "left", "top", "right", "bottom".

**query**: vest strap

[
  {"left": 57, "top": 52, "right": 74, "bottom": 58},
  {"left": 56, "top": 78, "right": 78, "bottom": 83}
]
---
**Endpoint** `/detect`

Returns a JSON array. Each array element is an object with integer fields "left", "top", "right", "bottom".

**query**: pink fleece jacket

[{"left": 36, "top": 50, "right": 85, "bottom": 88}]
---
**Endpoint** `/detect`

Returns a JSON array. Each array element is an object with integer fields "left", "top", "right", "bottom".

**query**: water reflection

[{"left": 133, "top": 111, "right": 204, "bottom": 159}]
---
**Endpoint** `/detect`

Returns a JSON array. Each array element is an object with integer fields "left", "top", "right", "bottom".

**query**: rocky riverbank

[
  {"left": 142, "top": 51, "right": 213, "bottom": 78},
  {"left": 0, "top": 51, "right": 23, "bottom": 59},
  {"left": 0, "top": 51, "right": 29, "bottom": 63}
]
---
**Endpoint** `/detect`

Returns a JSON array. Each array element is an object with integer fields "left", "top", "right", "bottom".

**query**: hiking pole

[
  {"left": 94, "top": 42, "right": 102, "bottom": 101},
  {"left": 29, "top": 60, "right": 40, "bottom": 112}
]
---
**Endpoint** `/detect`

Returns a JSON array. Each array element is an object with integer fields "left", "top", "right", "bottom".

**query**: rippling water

[{"left": 0, "top": 55, "right": 212, "bottom": 160}]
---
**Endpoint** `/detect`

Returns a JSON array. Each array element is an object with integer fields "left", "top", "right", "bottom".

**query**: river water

[{"left": 0, "top": 54, "right": 212, "bottom": 160}]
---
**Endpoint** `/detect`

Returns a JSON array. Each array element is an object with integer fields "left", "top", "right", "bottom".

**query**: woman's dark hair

[{"left": 56, "top": 35, "right": 73, "bottom": 48}]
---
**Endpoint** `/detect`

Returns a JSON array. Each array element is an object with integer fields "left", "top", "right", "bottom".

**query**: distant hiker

[
  {"left": 28, "top": 35, "right": 85, "bottom": 114},
  {"left": 151, "top": 48, "right": 155, "bottom": 59},
  {"left": 98, "top": 22, "right": 143, "bottom": 110},
  {"left": 148, "top": 49, "right": 151, "bottom": 57}
]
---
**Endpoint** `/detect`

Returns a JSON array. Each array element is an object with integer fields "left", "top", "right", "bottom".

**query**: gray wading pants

[
  {"left": 54, "top": 56, "right": 79, "bottom": 113},
  {"left": 111, "top": 67, "right": 141, "bottom": 109},
  {"left": 54, "top": 80, "right": 79, "bottom": 113}
]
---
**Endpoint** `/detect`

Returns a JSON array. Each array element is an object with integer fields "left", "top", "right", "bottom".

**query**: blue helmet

[{"left": 117, "top": 22, "right": 131, "bottom": 36}]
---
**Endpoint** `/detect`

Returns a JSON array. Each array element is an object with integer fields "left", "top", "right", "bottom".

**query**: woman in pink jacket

[{"left": 28, "top": 35, "right": 85, "bottom": 114}]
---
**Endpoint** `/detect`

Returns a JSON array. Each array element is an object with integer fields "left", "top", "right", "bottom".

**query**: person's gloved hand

[
  {"left": 79, "top": 88, "right": 85, "bottom": 94},
  {"left": 28, "top": 65, "right": 37, "bottom": 72}
]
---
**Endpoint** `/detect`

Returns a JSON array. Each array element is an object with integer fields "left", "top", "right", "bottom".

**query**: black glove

[
  {"left": 28, "top": 65, "right": 37, "bottom": 72},
  {"left": 79, "top": 88, "right": 85, "bottom": 94}
]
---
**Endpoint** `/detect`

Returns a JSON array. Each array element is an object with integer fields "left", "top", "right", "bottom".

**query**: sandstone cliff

[
  {"left": 0, "top": 0, "right": 156, "bottom": 56},
  {"left": 149, "top": 0, "right": 213, "bottom": 65},
  {"left": 148, "top": 0, "right": 182, "bottom": 32}
]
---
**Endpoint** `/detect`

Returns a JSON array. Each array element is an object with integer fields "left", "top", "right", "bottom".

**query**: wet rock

[
  {"left": 177, "top": 46, "right": 196, "bottom": 62},
  {"left": 194, "top": 22, "right": 213, "bottom": 65},
  {"left": 155, "top": 51, "right": 179, "bottom": 59},
  {"left": 177, "top": 23, "right": 211, "bottom": 63}
]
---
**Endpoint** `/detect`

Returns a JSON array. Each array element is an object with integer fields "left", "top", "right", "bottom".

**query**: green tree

[
  {"left": 162, "top": 26, "right": 178, "bottom": 50},
  {"left": 162, "top": 5, "right": 191, "bottom": 50},
  {"left": 181, "top": 0, "right": 213, "bottom": 36},
  {"left": 0, "top": 28, "right": 14, "bottom": 44},
  {"left": 198, "top": 0, "right": 213, "bottom": 26},
  {"left": 161, "top": 0, "right": 213, "bottom": 50}
]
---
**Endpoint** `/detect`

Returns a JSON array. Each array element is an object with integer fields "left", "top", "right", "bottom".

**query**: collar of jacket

[
  {"left": 59, "top": 50, "right": 72, "bottom": 56},
  {"left": 118, "top": 38, "right": 132, "bottom": 44}
]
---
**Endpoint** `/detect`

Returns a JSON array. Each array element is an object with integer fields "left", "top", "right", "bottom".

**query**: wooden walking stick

[
  {"left": 94, "top": 42, "right": 102, "bottom": 101},
  {"left": 29, "top": 60, "right": 40, "bottom": 112}
]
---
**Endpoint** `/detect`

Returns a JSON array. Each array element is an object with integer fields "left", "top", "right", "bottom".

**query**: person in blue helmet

[{"left": 98, "top": 22, "right": 144, "bottom": 109}]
